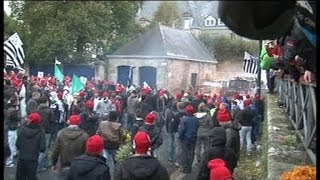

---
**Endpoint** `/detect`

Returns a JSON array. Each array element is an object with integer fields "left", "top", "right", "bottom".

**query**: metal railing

[{"left": 274, "top": 76, "right": 316, "bottom": 165}]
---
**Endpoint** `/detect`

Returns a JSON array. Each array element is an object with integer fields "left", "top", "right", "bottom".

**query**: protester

[
  {"left": 5, "top": 94, "right": 20, "bottom": 167},
  {"left": 27, "top": 91, "right": 41, "bottom": 115},
  {"left": 79, "top": 100, "right": 100, "bottom": 136},
  {"left": 97, "top": 111, "right": 122, "bottom": 180},
  {"left": 177, "top": 105, "right": 199, "bottom": 173},
  {"left": 36, "top": 96, "right": 56, "bottom": 171},
  {"left": 196, "top": 127, "right": 238, "bottom": 180},
  {"left": 236, "top": 106, "right": 255, "bottom": 155},
  {"left": 15, "top": 113, "right": 46, "bottom": 180},
  {"left": 51, "top": 115, "right": 89, "bottom": 179},
  {"left": 67, "top": 135, "right": 110, "bottom": 180},
  {"left": 115, "top": 132, "right": 170, "bottom": 180},
  {"left": 207, "top": 158, "right": 232, "bottom": 180},
  {"left": 127, "top": 90, "right": 140, "bottom": 132},
  {"left": 138, "top": 113, "right": 163, "bottom": 157}
]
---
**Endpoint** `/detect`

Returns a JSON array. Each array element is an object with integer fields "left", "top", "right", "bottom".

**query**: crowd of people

[{"left": 4, "top": 70, "right": 264, "bottom": 180}]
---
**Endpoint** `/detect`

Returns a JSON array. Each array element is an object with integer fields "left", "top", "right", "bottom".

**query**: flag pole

[{"left": 257, "top": 40, "right": 262, "bottom": 98}]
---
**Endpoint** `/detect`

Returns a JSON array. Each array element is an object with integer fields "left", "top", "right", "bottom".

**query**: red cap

[
  {"left": 176, "top": 93, "right": 183, "bottom": 100},
  {"left": 28, "top": 113, "right": 41, "bottom": 124},
  {"left": 68, "top": 115, "right": 81, "bottom": 125},
  {"left": 86, "top": 135, "right": 104, "bottom": 154},
  {"left": 85, "top": 100, "right": 94, "bottom": 109},
  {"left": 133, "top": 132, "right": 151, "bottom": 154},
  {"left": 185, "top": 105, "right": 194, "bottom": 115},
  {"left": 144, "top": 113, "right": 155, "bottom": 124}
]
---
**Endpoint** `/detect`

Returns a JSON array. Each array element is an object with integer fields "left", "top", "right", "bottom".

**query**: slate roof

[{"left": 109, "top": 25, "right": 217, "bottom": 63}]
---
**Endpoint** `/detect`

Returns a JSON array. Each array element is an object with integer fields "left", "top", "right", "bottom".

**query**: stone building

[{"left": 105, "top": 25, "right": 217, "bottom": 93}]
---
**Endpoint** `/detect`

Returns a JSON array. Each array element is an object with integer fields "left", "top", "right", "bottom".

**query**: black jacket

[
  {"left": 196, "top": 127, "right": 238, "bottom": 180},
  {"left": 5, "top": 105, "right": 20, "bottom": 131},
  {"left": 16, "top": 123, "right": 46, "bottom": 161},
  {"left": 67, "top": 153, "right": 110, "bottom": 180},
  {"left": 80, "top": 110, "right": 100, "bottom": 136},
  {"left": 138, "top": 124, "right": 163, "bottom": 151},
  {"left": 115, "top": 155, "right": 170, "bottom": 180},
  {"left": 236, "top": 107, "right": 255, "bottom": 126},
  {"left": 164, "top": 108, "right": 182, "bottom": 133},
  {"left": 223, "top": 120, "right": 241, "bottom": 160},
  {"left": 36, "top": 104, "right": 56, "bottom": 133}
]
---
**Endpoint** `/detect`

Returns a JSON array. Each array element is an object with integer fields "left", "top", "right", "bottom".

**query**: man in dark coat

[
  {"left": 236, "top": 106, "right": 255, "bottom": 155},
  {"left": 196, "top": 127, "right": 238, "bottom": 180},
  {"left": 26, "top": 91, "right": 41, "bottom": 115},
  {"left": 67, "top": 135, "right": 110, "bottom": 180},
  {"left": 178, "top": 105, "right": 199, "bottom": 173},
  {"left": 138, "top": 113, "right": 163, "bottom": 157},
  {"left": 80, "top": 100, "right": 100, "bottom": 136},
  {"left": 51, "top": 115, "right": 89, "bottom": 179},
  {"left": 115, "top": 132, "right": 170, "bottom": 180},
  {"left": 36, "top": 97, "right": 55, "bottom": 171},
  {"left": 15, "top": 113, "right": 46, "bottom": 180}
]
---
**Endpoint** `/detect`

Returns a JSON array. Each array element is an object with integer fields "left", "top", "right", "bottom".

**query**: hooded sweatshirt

[
  {"left": 115, "top": 155, "right": 170, "bottom": 180},
  {"left": 51, "top": 126, "right": 89, "bottom": 167},
  {"left": 195, "top": 112, "right": 214, "bottom": 137},
  {"left": 16, "top": 123, "right": 46, "bottom": 161},
  {"left": 67, "top": 153, "right": 110, "bottom": 180},
  {"left": 196, "top": 127, "right": 238, "bottom": 180}
]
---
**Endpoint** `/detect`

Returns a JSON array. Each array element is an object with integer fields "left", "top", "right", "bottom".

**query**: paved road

[{"left": 5, "top": 115, "right": 198, "bottom": 180}]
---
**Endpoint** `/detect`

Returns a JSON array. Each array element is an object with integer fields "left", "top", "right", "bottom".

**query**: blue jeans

[
  {"left": 103, "top": 149, "right": 117, "bottom": 180},
  {"left": 38, "top": 133, "right": 51, "bottom": 169},
  {"left": 6, "top": 130, "right": 17, "bottom": 166},
  {"left": 240, "top": 126, "right": 253, "bottom": 153},
  {"left": 167, "top": 132, "right": 177, "bottom": 162}
]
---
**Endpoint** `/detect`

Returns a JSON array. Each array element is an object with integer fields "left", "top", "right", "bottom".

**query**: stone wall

[
  {"left": 107, "top": 57, "right": 216, "bottom": 93},
  {"left": 266, "top": 94, "right": 312, "bottom": 179}
]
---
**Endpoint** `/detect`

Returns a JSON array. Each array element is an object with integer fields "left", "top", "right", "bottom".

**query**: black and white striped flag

[
  {"left": 243, "top": 52, "right": 258, "bottom": 74},
  {"left": 4, "top": 33, "right": 25, "bottom": 70}
]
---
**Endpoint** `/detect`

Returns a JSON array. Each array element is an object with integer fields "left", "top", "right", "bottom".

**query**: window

[
  {"left": 206, "top": 20, "right": 210, "bottom": 26},
  {"left": 211, "top": 20, "right": 214, "bottom": 25}
]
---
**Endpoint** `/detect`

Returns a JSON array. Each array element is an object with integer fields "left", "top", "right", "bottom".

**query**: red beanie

[
  {"left": 216, "top": 109, "right": 231, "bottom": 122},
  {"left": 68, "top": 115, "right": 81, "bottom": 125},
  {"left": 144, "top": 113, "right": 155, "bottom": 124},
  {"left": 28, "top": 113, "right": 41, "bottom": 124},
  {"left": 102, "top": 92, "right": 109, "bottom": 98},
  {"left": 133, "top": 132, "right": 151, "bottom": 154},
  {"left": 176, "top": 93, "right": 183, "bottom": 100},
  {"left": 85, "top": 100, "right": 94, "bottom": 109},
  {"left": 57, "top": 92, "right": 63, "bottom": 100},
  {"left": 159, "top": 90, "right": 165, "bottom": 96},
  {"left": 79, "top": 91, "right": 86, "bottom": 98},
  {"left": 185, "top": 105, "right": 194, "bottom": 115},
  {"left": 86, "top": 135, "right": 104, "bottom": 154},
  {"left": 208, "top": 158, "right": 232, "bottom": 180}
]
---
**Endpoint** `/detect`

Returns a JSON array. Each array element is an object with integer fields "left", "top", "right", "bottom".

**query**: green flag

[
  {"left": 54, "top": 64, "right": 64, "bottom": 84},
  {"left": 71, "top": 74, "right": 85, "bottom": 95}
]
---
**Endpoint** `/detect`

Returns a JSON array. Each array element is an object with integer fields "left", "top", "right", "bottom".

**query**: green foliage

[
  {"left": 7, "top": 1, "right": 142, "bottom": 65},
  {"left": 153, "top": 1, "right": 183, "bottom": 28},
  {"left": 198, "top": 32, "right": 259, "bottom": 62}
]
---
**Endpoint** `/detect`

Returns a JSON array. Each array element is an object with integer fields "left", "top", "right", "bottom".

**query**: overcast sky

[{"left": 4, "top": 1, "right": 11, "bottom": 15}]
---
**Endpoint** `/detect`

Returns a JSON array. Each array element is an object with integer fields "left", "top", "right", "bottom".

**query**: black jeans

[
  {"left": 179, "top": 140, "right": 196, "bottom": 172},
  {"left": 16, "top": 159, "right": 38, "bottom": 180}
]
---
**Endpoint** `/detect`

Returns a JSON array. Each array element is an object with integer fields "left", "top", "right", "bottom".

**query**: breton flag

[
  {"left": 4, "top": 33, "right": 25, "bottom": 70},
  {"left": 243, "top": 52, "right": 258, "bottom": 74}
]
